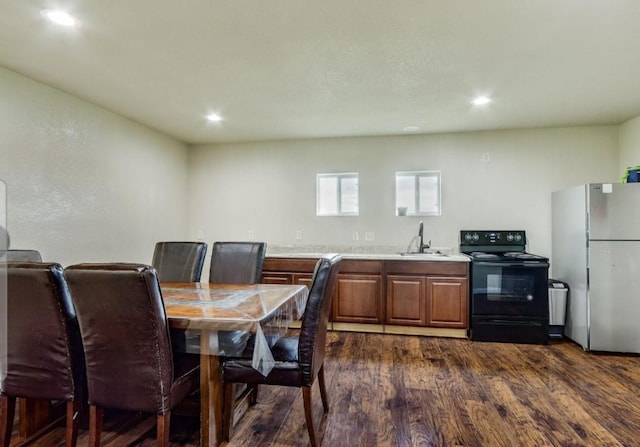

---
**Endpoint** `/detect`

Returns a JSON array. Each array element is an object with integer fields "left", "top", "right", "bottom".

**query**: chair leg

[
  {"left": 88, "top": 405, "right": 103, "bottom": 447},
  {"left": 249, "top": 384, "right": 259, "bottom": 405},
  {"left": 302, "top": 386, "right": 318, "bottom": 447},
  {"left": 318, "top": 364, "right": 329, "bottom": 413},
  {"left": 65, "top": 399, "right": 80, "bottom": 447},
  {"left": 222, "top": 382, "right": 235, "bottom": 441},
  {"left": 156, "top": 412, "right": 171, "bottom": 447},
  {"left": 0, "top": 395, "right": 16, "bottom": 447}
]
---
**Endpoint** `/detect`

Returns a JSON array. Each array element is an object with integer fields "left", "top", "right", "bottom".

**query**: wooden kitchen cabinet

[
  {"left": 385, "top": 260, "right": 469, "bottom": 330},
  {"left": 263, "top": 256, "right": 469, "bottom": 336},
  {"left": 426, "top": 276, "right": 468, "bottom": 328},
  {"left": 333, "top": 274, "right": 384, "bottom": 324},
  {"left": 332, "top": 260, "right": 384, "bottom": 325},
  {"left": 293, "top": 273, "right": 313, "bottom": 288},
  {"left": 386, "top": 275, "right": 427, "bottom": 326},
  {"left": 261, "top": 257, "right": 318, "bottom": 285},
  {"left": 261, "top": 272, "right": 291, "bottom": 285}
]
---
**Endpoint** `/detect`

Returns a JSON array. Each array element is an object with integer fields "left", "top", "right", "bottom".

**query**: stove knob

[
  {"left": 515, "top": 233, "right": 522, "bottom": 241},
  {"left": 506, "top": 233, "right": 514, "bottom": 241},
  {"left": 473, "top": 233, "right": 479, "bottom": 241},
  {"left": 464, "top": 233, "right": 472, "bottom": 241}
]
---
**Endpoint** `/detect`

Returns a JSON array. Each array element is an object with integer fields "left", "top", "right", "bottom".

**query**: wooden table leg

[{"left": 200, "top": 331, "right": 223, "bottom": 447}]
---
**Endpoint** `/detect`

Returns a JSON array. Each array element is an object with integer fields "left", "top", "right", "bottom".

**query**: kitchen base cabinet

[
  {"left": 262, "top": 256, "right": 469, "bottom": 337},
  {"left": 386, "top": 261, "right": 469, "bottom": 331},
  {"left": 333, "top": 274, "right": 383, "bottom": 324},
  {"left": 262, "top": 258, "right": 318, "bottom": 285},
  {"left": 386, "top": 275, "right": 427, "bottom": 326},
  {"left": 426, "top": 277, "right": 469, "bottom": 328},
  {"left": 261, "top": 273, "right": 291, "bottom": 285}
]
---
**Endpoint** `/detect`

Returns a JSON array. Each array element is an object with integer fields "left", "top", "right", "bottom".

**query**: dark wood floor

[{"left": 9, "top": 331, "right": 640, "bottom": 446}]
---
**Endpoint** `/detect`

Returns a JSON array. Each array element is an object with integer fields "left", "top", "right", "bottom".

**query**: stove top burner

[
  {"left": 469, "top": 251, "right": 548, "bottom": 263},
  {"left": 471, "top": 252, "right": 500, "bottom": 260},
  {"left": 503, "top": 252, "right": 548, "bottom": 261}
]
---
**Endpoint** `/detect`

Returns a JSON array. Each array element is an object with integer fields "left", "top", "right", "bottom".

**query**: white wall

[
  {"left": 189, "top": 126, "right": 618, "bottom": 258},
  {"left": 619, "top": 114, "right": 640, "bottom": 175},
  {"left": 0, "top": 67, "right": 190, "bottom": 266}
]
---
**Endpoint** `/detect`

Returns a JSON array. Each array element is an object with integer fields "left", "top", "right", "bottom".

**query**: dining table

[{"left": 161, "top": 281, "right": 309, "bottom": 447}]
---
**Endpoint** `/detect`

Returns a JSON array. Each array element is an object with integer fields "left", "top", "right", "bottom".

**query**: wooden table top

[{"left": 161, "top": 282, "right": 308, "bottom": 331}]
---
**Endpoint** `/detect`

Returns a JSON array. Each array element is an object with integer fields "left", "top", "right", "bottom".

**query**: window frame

[
  {"left": 316, "top": 172, "right": 359, "bottom": 216},
  {"left": 395, "top": 170, "right": 441, "bottom": 216}
]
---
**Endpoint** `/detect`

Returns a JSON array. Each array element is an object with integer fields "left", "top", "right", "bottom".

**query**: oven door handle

[
  {"left": 474, "top": 262, "right": 549, "bottom": 268},
  {"left": 482, "top": 319, "right": 544, "bottom": 327}
]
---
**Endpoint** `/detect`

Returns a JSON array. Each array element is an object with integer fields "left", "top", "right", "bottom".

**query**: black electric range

[{"left": 460, "top": 230, "right": 550, "bottom": 344}]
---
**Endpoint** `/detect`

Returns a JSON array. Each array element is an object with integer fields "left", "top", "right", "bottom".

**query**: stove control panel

[{"left": 460, "top": 230, "right": 526, "bottom": 246}]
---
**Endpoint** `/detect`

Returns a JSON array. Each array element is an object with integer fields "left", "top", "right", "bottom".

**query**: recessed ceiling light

[
  {"left": 403, "top": 126, "right": 419, "bottom": 132},
  {"left": 41, "top": 9, "right": 77, "bottom": 27},
  {"left": 206, "top": 113, "right": 223, "bottom": 122},
  {"left": 471, "top": 95, "right": 492, "bottom": 106}
]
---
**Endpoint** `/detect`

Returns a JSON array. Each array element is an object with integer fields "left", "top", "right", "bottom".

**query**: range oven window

[
  {"left": 472, "top": 262, "right": 548, "bottom": 317},
  {"left": 486, "top": 273, "right": 535, "bottom": 302}
]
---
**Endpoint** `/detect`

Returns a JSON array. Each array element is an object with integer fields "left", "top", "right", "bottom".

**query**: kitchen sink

[{"left": 398, "top": 251, "right": 448, "bottom": 257}]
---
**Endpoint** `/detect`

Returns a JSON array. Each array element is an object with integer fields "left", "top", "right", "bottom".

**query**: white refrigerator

[{"left": 551, "top": 183, "right": 640, "bottom": 353}]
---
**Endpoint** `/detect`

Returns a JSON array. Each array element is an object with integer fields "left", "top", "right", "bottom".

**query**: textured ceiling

[{"left": 1, "top": 1, "right": 639, "bottom": 144}]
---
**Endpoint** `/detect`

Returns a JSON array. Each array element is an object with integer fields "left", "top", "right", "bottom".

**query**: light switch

[
  {"left": 364, "top": 232, "right": 375, "bottom": 241},
  {"left": 296, "top": 230, "right": 303, "bottom": 240}
]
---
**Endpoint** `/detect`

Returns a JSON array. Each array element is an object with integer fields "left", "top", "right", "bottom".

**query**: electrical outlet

[
  {"left": 196, "top": 229, "right": 204, "bottom": 240},
  {"left": 247, "top": 230, "right": 255, "bottom": 240},
  {"left": 364, "top": 231, "right": 375, "bottom": 242},
  {"left": 295, "top": 230, "right": 303, "bottom": 240},
  {"left": 352, "top": 232, "right": 359, "bottom": 241},
  {"left": 482, "top": 152, "right": 490, "bottom": 162}
]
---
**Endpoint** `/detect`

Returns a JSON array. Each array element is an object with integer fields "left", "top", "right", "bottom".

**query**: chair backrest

[
  {"left": 64, "top": 263, "right": 175, "bottom": 413},
  {"left": 4, "top": 249, "right": 42, "bottom": 262},
  {"left": 298, "top": 254, "right": 342, "bottom": 386},
  {"left": 2, "top": 263, "right": 85, "bottom": 401},
  {"left": 152, "top": 241, "right": 207, "bottom": 282},
  {"left": 209, "top": 242, "right": 266, "bottom": 284}
]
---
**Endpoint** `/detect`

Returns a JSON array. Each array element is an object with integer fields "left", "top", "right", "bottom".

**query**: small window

[
  {"left": 395, "top": 171, "right": 441, "bottom": 216},
  {"left": 316, "top": 173, "right": 359, "bottom": 216}
]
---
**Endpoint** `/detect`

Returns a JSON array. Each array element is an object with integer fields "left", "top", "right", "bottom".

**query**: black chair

[
  {"left": 209, "top": 241, "right": 267, "bottom": 356},
  {"left": 1, "top": 262, "right": 86, "bottom": 447},
  {"left": 4, "top": 249, "right": 42, "bottom": 262},
  {"left": 64, "top": 263, "right": 200, "bottom": 447},
  {"left": 151, "top": 241, "right": 207, "bottom": 282},
  {"left": 221, "top": 254, "right": 342, "bottom": 447},
  {"left": 209, "top": 241, "right": 266, "bottom": 284}
]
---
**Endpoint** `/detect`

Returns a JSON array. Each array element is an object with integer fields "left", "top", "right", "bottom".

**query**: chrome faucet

[{"left": 418, "top": 221, "right": 431, "bottom": 253}]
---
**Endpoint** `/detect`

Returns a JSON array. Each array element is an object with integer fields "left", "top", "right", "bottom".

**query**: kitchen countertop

[{"left": 266, "top": 252, "right": 470, "bottom": 263}]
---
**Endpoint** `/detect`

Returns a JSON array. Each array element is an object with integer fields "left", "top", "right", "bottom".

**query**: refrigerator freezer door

[
  {"left": 589, "top": 240, "right": 640, "bottom": 353},
  {"left": 588, "top": 183, "right": 640, "bottom": 240}
]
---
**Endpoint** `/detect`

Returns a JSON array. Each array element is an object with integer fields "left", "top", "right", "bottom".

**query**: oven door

[{"left": 471, "top": 261, "right": 549, "bottom": 317}]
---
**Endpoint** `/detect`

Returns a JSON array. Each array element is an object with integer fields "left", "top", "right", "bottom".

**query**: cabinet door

[
  {"left": 261, "top": 272, "right": 292, "bottom": 285},
  {"left": 293, "top": 273, "right": 313, "bottom": 289},
  {"left": 332, "top": 274, "right": 383, "bottom": 324},
  {"left": 426, "top": 276, "right": 468, "bottom": 328},
  {"left": 386, "top": 275, "right": 427, "bottom": 326}
]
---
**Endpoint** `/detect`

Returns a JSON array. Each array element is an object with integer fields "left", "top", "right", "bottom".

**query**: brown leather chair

[
  {"left": 64, "top": 263, "right": 200, "bottom": 447},
  {"left": 209, "top": 241, "right": 266, "bottom": 284},
  {"left": 4, "top": 249, "right": 42, "bottom": 262},
  {"left": 221, "top": 254, "right": 342, "bottom": 447},
  {"left": 152, "top": 241, "right": 207, "bottom": 282},
  {"left": 0, "top": 262, "right": 86, "bottom": 447}
]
